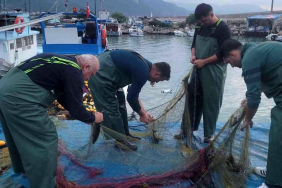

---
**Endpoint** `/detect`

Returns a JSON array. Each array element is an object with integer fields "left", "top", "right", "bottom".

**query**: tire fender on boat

[{"left": 14, "top": 17, "right": 25, "bottom": 34}]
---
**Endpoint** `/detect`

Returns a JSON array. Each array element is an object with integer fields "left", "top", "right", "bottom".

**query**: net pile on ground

[
  {"left": 48, "top": 81, "right": 96, "bottom": 120},
  {"left": 0, "top": 68, "right": 252, "bottom": 188}
]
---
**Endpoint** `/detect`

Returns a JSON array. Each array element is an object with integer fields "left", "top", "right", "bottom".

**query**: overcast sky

[{"left": 166, "top": 0, "right": 282, "bottom": 11}]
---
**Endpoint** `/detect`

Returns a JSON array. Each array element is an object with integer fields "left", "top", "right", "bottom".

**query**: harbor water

[{"left": 105, "top": 35, "right": 272, "bottom": 123}]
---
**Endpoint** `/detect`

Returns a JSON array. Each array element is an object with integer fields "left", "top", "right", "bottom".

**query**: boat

[
  {"left": 0, "top": 13, "right": 62, "bottom": 69},
  {"left": 187, "top": 29, "right": 195, "bottom": 37},
  {"left": 266, "top": 33, "right": 278, "bottom": 40},
  {"left": 106, "top": 23, "right": 122, "bottom": 36},
  {"left": 174, "top": 30, "right": 186, "bottom": 37},
  {"left": 129, "top": 25, "right": 144, "bottom": 37},
  {"left": 265, "top": 33, "right": 282, "bottom": 41},
  {"left": 38, "top": 12, "right": 107, "bottom": 55}
]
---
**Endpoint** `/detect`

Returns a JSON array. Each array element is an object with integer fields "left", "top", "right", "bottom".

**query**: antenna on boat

[
  {"left": 3, "top": 0, "right": 6, "bottom": 24},
  {"left": 65, "top": 0, "right": 68, "bottom": 13},
  {"left": 28, "top": 0, "right": 31, "bottom": 34},
  {"left": 29, "top": 0, "right": 30, "bottom": 16},
  {"left": 0, "top": 0, "right": 2, "bottom": 13},
  {"left": 94, "top": 0, "right": 97, "bottom": 16},
  {"left": 271, "top": 0, "right": 274, "bottom": 12},
  {"left": 55, "top": 0, "right": 59, "bottom": 13},
  {"left": 100, "top": 0, "right": 103, "bottom": 11},
  {"left": 4, "top": 0, "right": 6, "bottom": 38}
]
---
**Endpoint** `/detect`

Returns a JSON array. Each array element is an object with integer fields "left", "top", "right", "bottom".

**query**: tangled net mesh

[{"left": 0, "top": 68, "right": 251, "bottom": 188}]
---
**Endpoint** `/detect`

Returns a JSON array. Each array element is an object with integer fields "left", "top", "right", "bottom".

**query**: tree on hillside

[
  {"left": 186, "top": 14, "right": 197, "bottom": 25},
  {"left": 111, "top": 12, "right": 128, "bottom": 23}
]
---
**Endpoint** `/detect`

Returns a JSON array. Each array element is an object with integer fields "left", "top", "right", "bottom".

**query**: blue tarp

[
  {"left": 248, "top": 14, "right": 281, "bottom": 20},
  {"left": 0, "top": 120, "right": 266, "bottom": 187}
]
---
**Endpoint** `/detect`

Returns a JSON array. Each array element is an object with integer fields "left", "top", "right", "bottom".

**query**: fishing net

[
  {"left": 0, "top": 148, "right": 11, "bottom": 176},
  {"left": 0, "top": 68, "right": 252, "bottom": 188}
]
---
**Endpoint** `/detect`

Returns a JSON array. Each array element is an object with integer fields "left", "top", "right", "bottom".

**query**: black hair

[
  {"left": 195, "top": 3, "right": 213, "bottom": 20},
  {"left": 155, "top": 62, "right": 171, "bottom": 80},
  {"left": 219, "top": 39, "right": 243, "bottom": 58}
]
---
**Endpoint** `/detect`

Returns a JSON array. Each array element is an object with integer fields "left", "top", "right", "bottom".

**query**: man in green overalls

[
  {"left": 220, "top": 39, "right": 282, "bottom": 188},
  {"left": 88, "top": 50, "right": 171, "bottom": 151},
  {"left": 0, "top": 53, "right": 103, "bottom": 188},
  {"left": 184, "top": 3, "right": 231, "bottom": 143}
]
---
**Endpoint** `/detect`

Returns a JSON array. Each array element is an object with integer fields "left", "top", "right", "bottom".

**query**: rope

[
  {"left": 191, "top": 67, "right": 197, "bottom": 145},
  {"left": 39, "top": 0, "right": 59, "bottom": 20}
]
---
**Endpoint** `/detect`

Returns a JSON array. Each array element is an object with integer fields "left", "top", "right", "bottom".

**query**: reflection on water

[{"left": 37, "top": 34, "right": 274, "bottom": 124}]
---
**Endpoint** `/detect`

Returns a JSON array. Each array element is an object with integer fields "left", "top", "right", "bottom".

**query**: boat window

[
  {"left": 16, "top": 38, "right": 22, "bottom": 49},
  {"left": 10, "top": 43, "right": 15, "bottom": 50},
  {"left": 23, "top": 37, "right": 29, "bottom": 46},
  {"left": 29, "top": 36, "right": 34, "bottom": 45}
]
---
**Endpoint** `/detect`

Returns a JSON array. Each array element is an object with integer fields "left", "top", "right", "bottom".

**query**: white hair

[{"left": 76, "top": 54, "right": 99, "bottom": 71}]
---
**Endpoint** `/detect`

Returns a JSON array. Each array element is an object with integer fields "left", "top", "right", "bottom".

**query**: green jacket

[{"left": 241, "top": 42, "right": 282, "bottom": 108}]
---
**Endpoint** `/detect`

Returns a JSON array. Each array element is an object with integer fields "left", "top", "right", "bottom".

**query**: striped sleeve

[{"left": 242, "top": 57, "right": 262, "bottom": 109}]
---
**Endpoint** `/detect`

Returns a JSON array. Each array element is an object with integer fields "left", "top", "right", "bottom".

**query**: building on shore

[{"left": 245, "top": 14, "right": 282, "bottom": 37}]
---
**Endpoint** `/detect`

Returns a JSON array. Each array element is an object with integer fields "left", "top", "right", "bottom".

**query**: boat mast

[
  {"left": 4, "top": 0, "right": 6, "bottom": 25},
  {"left": 94, "top": 0, "right": 97, "bottom": 16},
  {"left": 100, "top": 0, "right": 102, "bottom": 11},
  {"left": 29, "top": 0, "right": 31, "bottom": 34},
  {"left": 271, "top": 0, "right": 274, "bottom": 12},
  {"left": 4, "top": 0, "right": 6, "bottom": 38}
]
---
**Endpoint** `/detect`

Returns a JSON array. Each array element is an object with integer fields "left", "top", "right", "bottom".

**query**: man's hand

[
  {"left": 241, "top": 98, "right": 247, "bottom": 107},
  {"left": 94, "top": 112, "right": 103, "bottom": 123},
  {"left": 140, "top": 112, "right": 153, "bottom": 124},
  {"left": 190, "top": 55, "right": 196, "bottom": 64},
  {"left": 147, "top": 112, "right": 154, "bottom": 122},
  {"left": 194, "top": 59, "right": 207, "bottom": 68},
  {"left": 241, "top": 120, "right": 253, "bottom": 131}
]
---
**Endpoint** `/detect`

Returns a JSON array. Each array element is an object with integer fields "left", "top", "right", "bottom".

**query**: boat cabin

[
  {"left": 0, "top": 14, "right": 39, "bottom": 66},
  {"left": 39, "top": 12, "right": 106, "bottom": 55}
]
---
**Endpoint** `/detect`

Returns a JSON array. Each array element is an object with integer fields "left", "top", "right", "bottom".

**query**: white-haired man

[{"left": 0, "top": 53, "right": 103, "bottom": 188}]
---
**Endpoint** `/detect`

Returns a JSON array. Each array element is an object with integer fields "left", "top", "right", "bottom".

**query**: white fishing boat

[
  {"left": 265, "top": 33, "right": 282, "bottom": 42},
  {"left": 0, "top": 13, "right": 62, "bottom": 77},
  {"left": 174, "top": 30, "right": 186, "bottom": 37},
  {"left": 187, "top": 29, "right": 195, "bottom": 37},
  {"left": 129, "top": 25, "right": 144, "bottom": 37}
]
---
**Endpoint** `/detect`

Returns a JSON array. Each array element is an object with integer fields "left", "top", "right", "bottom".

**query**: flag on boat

[
  {"left": 65, "top": 0, "right": 68, "bottom": 7},
  {"left": 86, "top": 2, "right": 90, "bottom": 19}
]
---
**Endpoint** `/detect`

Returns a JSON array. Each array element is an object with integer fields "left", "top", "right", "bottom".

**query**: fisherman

[
  {"left": 182, "top": 3, "right": 231, "bottom": 143},
  {"left": 219, "top": 39, "right": 282, "bottom": 188},
  {"left": 0, "top": 53, "right": 103, "bottom": 188},
  {"left": 88, "top": 49, "right": 171, "bottom": 151}
]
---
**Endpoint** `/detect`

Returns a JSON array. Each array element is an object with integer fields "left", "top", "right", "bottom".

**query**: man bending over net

[
  {"left": 88, "top": 49, "right": 171, "bottom": 151},
  {"left": 220, "top": 39, "right": 282, "bottom": 188},
  {"left": 0, "top": 53, "right": 103, "bottom": 188}
]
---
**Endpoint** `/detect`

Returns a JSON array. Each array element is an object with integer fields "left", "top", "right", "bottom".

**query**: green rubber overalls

[
  {"left": 188, "top": 19, "right": 227, "bottom": 137},
  {"left": 88, "top": 51, "right": 133, "bottom": 136},
  {"left": 266, "top": 95, "right": 282, "bottom": 187},
  {"left": 0, "top": 56, "right": 81, "bottom": 188}
]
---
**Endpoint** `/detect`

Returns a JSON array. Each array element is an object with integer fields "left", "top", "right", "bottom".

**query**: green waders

[
  {"left": 117, "top": 88, "right": 131, "bottom": 136},
  {"left": 88, "top": 52, "right": 132, "bottom": 137},
  {"left": 0, "top": 67, "right": 57, "bottom": 188},
  {"left": 188, "top": 24, "right": 227, "bottom": 137},
  {"left": 266, "top": 94, "right": 282, "bottom": 187}
]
